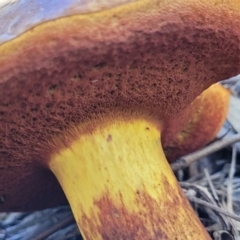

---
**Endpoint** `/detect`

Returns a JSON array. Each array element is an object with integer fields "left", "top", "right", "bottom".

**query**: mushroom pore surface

[{"left": 0, "top": 0, "right": 240, "bottom": 211}]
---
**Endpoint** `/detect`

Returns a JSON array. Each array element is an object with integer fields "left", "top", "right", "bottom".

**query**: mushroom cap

[
  {"left": 0, "top": 0, "right": 239, "bottom": 211},
  {"left": 164, "top": 84, "right": 230, "bottom": 162}
]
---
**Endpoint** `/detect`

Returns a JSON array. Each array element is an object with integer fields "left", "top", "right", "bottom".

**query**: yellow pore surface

[{"left": 49, "top": 118, "right": 209, "bottom": 239}]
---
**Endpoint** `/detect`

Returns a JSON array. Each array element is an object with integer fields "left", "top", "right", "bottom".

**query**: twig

[
  {"left": 227, "top": 146, "right": 237, "bottom": 213},
  {"left": 220, "top": 75, "right": 240, "bottom": 85},
  {"left": 171, "top": 134, "right": 240, "bottom": 171},
  {"left": 34, "top": 216, "right": 75, "bottom": 240},
  {"left": 204, "top": 168, "right": 220, "bottom": 203},
  {"left": 186, "top": 196, "right": 240, "bottom": 222}
]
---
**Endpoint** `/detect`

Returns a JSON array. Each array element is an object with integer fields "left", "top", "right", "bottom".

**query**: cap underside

[{"left": 0, "top": 0, "right": 239, "bottom": 211}]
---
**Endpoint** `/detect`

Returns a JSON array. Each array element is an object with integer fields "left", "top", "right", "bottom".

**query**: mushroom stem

[{"left": 49, "top": 118, "right": 210, "bottom": 239}]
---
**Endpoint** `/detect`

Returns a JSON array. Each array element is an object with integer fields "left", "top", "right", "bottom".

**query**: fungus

[
  {"left": 0, "top": 0, "right": 240, "bottom": 239},
  {"left": 164, "top": 84, "right": 230, "bottom": 162}
]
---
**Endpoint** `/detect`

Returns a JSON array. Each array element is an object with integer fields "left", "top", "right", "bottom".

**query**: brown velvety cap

[{"left": 0, "top": 0, "right": 240, "bottom": 211}]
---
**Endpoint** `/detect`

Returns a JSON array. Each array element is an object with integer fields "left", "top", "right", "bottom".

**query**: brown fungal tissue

[
  {"left": 0, "top": 0, "right": 239, "bottom": 239},
  {"left": 163, "top": 84, "right": 231, "bottom": 162}
]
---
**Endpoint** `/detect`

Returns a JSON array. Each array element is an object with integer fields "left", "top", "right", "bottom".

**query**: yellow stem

[{"left": 49, "top": 118, "right": 210, "bottom": 239}]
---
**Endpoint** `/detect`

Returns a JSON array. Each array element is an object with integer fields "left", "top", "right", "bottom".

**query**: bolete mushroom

[
  {"left": 0, "top": 0, "right": 239, "bottom": 239},
  {"left": 164, "top": 83, "right": 230, "bottom": 162}
]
